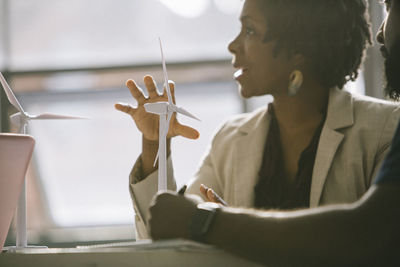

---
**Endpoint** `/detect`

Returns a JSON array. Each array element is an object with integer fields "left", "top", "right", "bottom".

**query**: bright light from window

[
  {"left": 213, "top": 0, "right": 243, "bottom": 15},
  {"left": 158, "top": 0, "right": 210, "bottom": 18},
  {"left": 25, "top": 81, "right": 241, "bottom": 227}
]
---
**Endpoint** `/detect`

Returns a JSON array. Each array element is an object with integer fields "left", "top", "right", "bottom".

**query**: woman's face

[{"left": 228, "top": 0, "right": 296, "bottom": 98}]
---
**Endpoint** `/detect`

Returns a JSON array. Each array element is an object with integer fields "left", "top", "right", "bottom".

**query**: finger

[
  {"left": 169, "top": 81, "right": 176, "bottom": 104},
  {"left": 175, "top": 123, "right": 200, "bottom": 140},
  {"left": 208, "top": 189, "right": 227, "bottom": 206},
  {"left": 207, "top": 189, "right": 216, "bottom": 203},
  {"left": 115, "top": 103, "right": 137, "bottom": 116},
  {"left": 209, "top": 189, "right": 219, "bottom": 203},
  {"left": 200, "top": 184, "right": 209, "bottom": 199},
  {"left": 163, "top": 81, "right": 176, "bottom": 104},
  {"left": 144, "top": 75, "right": 159, "bottom": 98},
  {"left": 200, "top": 184, "right": 207, "bottom": 195},
  {"left": 126, "top": 79, "right": 146, "bottom": 104}
]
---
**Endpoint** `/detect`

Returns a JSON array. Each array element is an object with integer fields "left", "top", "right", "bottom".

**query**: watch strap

[{"left": 190, "top": 203, "right": 219, "bottom": 243}]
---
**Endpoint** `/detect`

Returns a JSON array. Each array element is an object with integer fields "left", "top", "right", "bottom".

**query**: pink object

[{"left": 0, "top": 134, "right": 34, "bottom": 251}]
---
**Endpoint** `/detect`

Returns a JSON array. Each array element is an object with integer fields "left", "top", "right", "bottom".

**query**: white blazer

[{"left": 129, "top": 88, "right": 400, "bottom": 239}]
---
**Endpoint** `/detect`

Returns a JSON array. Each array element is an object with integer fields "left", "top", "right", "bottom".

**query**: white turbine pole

[
  {"left": 16, "top": 131, "right": 28, "bottom": 248},
  {"left": 16, "top": 123, "right": 28, "bottom": 247},
  {"left": 145, "top": 39, "right": 200, "bottom": 192},
  {"left": 158, "top": 114, "right": 167, "bottom": 191},
  {"left": 16, "top": 171, "right": 27, "bottom": 247}
]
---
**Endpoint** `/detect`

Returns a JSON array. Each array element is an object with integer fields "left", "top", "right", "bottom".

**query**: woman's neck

[{"left": 271, "top": 81, "right": 329, "bottom": 134}]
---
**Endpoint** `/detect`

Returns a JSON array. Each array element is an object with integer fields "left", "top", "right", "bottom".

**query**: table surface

[{"left": 0, "top": 240, "right": 263, "bottom": 267}]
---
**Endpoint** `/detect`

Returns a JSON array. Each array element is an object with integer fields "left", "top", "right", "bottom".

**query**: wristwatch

[{"left": 190, "top": 202, "right": 220, "bottom": 243}]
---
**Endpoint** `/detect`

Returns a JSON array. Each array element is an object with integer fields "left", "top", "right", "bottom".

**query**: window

[
  {"left": 4, "top": 0, "right": 243, "bottom": 247},
  {"left": 7, "top": 0, "right": 243, "bottom": 69}
]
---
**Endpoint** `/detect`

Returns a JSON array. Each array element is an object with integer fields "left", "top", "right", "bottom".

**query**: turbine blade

[
  {"left": 175, "top": 106, "right": 200, "bottom": 121},
  {"left": 144, "top": 102, "right": 168, "bottom": 115},
  {"left": 153, "top": 151, "right": 159, "bottom": 167},
  {"left": 153, "top": 134, "right": 167, "bottom": 167},
  {"left": 159, "top": 38, "right": 173, "bottom": 106},
  {"left": 0, "top": 72, "right": 25, "bottom": 113},
  {"left": 30, "top": 113, "right": 88, "bottom": 120}
]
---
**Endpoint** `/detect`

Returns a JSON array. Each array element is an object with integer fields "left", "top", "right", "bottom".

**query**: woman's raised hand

[{"left": 115, "top": 75, "right": 200, "bottom": 141}]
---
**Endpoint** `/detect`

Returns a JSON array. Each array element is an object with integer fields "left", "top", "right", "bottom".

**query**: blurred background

[{"left": 0, "top": 0, "right": 386, "bottom": 247}]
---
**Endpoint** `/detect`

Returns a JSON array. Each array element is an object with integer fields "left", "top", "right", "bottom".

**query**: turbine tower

[
  {"left": 144, "top": 39, "right": 199, "bottom": 191},
  {"left": 0, "top": 72, "right": 86, "bottom": 250}
]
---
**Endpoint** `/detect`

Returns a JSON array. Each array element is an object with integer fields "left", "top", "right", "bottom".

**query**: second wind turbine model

[
  {"left": 144, "top": 39, "right": 200, "bottom": 191},
  {"left": 0, "top": 72, "right": 86, "bottom": 250}
]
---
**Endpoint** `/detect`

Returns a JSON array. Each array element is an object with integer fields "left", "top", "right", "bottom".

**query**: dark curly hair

[{"left": 258, "top": 0, "right": 372, "bottom": 89}]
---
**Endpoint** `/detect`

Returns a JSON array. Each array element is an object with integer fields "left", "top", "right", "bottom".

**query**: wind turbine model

[
  {"left": 0, "top": 72, "right": 86, "bottom": 250},
  {"left": 144, "top": 39, "right": 200, "bottom": 191}
]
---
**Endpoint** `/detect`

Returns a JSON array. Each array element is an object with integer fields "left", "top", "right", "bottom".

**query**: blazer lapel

[
  {"left": 232, "top": 107, "right": 270, "bottom": 207},
  {"left": 309, "top": 88, "right": 354, "bottom": 207}
]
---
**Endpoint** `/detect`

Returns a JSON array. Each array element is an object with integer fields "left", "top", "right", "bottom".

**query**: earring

[{"left": 288, "top": 70, "right": 303, "bottom": 96}]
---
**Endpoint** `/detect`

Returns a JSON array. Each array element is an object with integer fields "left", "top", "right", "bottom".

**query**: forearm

[
  {"left": 130, "top": 156, "right": 177, "bottom": 239},
  {"left": 142, "top": 136, "right": 171, "bottom": 177},
  {"left": 205, "top": 186, "right": 396, "bottom": 266},
  {"left": 207, "top": 206, "right": 357, "bottom": 266}
]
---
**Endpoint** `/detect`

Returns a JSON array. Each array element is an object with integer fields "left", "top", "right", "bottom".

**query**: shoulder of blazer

[
  {"left": 326, "top": 88, "right": 400, "bottom": 130},
  {"left": 216, "top": 106, "right": 269, "bottom": 137},
  {"left": 208, "top": 106, "right": 270, "bottom": 152},
  {"left": 351, "top": 91, "right": 400, "bottom": 114},
  {"left": 348, "top": 89, "right": 400, "bottom": 131}
]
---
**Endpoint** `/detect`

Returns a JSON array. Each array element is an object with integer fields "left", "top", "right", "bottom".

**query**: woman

[{"left": 115, "top": 0, "right": 400, "bottom": 239}]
